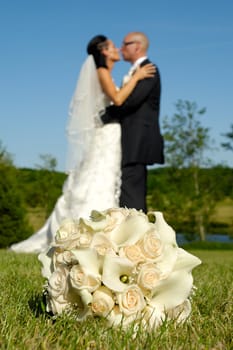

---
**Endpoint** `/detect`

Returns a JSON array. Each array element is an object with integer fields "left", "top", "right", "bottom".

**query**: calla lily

[
  {"left": 78, "top": 288, "right": 93, "bottom": 306},
  {"left": 79, "top": 215, "right": 109, "bottom": 232},
  {"left": 102, "top": 255, "right": 135, "bottom": 292},
  {"left": 150, "top": 212, "right": 177, "bottom": 246},
  {"left": 109, "top": 214, "right": 152, "bottom": 247},
  {"left": 174, "top": 248, "right": 202, "bottom": 272},
  {"left": 149, "top": 248, "right": 201, "bottom": 312},
  {"left": 71, "top": 248, "right": 102, "bottom": 276},
  {"left": 149, "top": 212, "right": 179, "bottom": 277}
]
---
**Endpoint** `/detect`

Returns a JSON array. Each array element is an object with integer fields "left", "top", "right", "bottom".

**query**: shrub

[{"left": 0, "top": 163, "right": 32, "bottom": 248}]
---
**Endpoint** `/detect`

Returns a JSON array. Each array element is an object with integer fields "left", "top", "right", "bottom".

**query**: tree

[
  {"left": 0, "top": 141, "right": 32, "bottom": 247},
  {"left": 221, "top": 123, "right": 233, "bottom": 151},
  {"left": 0, "top": 140, "right": 13, "bottom": 166},
  {"left": 35, "top": 154, "right": 57, "bottom": 171},
  {"left": 34, "top": 154, "right": 60, "bottom": 217},
  {"left": 162, "top": 100, "right": 214, "bottom": 240}
]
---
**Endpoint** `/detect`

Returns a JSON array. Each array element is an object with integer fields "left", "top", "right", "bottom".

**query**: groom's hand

[
  {"left": 100, "top": 111, "right": 111, "bottom": 124},
  {"left": 101, "top": 108, "right": 119, "bottom": 124}
]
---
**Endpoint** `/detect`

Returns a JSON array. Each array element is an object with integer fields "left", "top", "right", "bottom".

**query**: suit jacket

[{"left": 101, "top": 59, "right": 164, "bottom": 166}]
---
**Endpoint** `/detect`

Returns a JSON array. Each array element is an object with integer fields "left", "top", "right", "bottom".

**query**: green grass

[
  {"left": 1, "top": 249, "right": 232, "bottom": 350},
  {"left": 211, "top": 197, "right": 233, "bottom": 225}
]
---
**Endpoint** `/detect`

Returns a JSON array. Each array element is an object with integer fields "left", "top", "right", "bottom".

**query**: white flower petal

[
  {"left": 92, "top": 286, "right": 115, "bottom": 317},
  {"left": 151, "top": 212, "right": 177, "bottom": 245},
  {"left": 149, "top": 212, "right": 179, "bottom": 276},
  {"left": 155, "top": 244, "right": 178, "bottom": 278},
  {"left": 71, "top": 248, "right": 102, "bottom": 275},
  {"left": 79, "top": 216, "right": 108, "bottom": 232},
  {"left": 102, "top": 255, "right": 134, "bottom": 292},
  {"left": 109, "top": 214, "right": 151, "bottom": 246},
  {"left": 90, "top": 232, "right": 118, "bottom": 255},
  {"left": 174, "top": 248, "right": 202, "bottom": 272},
  {"left": 79, "top": 289, "right": 93, "bottom": 306},
  {"left": 150, "top": 249, "right": 201, "bottom": 311}
]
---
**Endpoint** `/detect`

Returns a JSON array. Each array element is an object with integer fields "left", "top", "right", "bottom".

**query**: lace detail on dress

[{"left": 66, "top": 123, "right": 121, "bottom": 220}]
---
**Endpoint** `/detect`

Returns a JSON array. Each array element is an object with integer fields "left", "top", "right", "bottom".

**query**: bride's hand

[{"left": 134, "top": 63, "right": 156, "bottom": 81}]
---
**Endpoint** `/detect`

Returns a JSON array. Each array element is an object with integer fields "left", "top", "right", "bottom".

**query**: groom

[{"left": 102, "top": 31, "right": 164, "bottom": 212}]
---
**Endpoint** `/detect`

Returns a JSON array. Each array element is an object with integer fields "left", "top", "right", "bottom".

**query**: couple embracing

[{"left": 11, "top": 31, "right": 164, "bottom": 253}]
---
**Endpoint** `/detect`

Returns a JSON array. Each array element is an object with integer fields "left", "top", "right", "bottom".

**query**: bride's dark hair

[{"left": 86, "top": 35, "right": 108, "bottom": 68}]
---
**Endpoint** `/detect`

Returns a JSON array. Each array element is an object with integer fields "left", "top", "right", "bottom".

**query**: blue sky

[{"left": 0, "top": 0, "right": 233, "bottom": 171}]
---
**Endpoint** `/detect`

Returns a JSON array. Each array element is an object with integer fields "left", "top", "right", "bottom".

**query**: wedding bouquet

[{"left": 39, "top": 208, "right": 201, "bottom": 331}]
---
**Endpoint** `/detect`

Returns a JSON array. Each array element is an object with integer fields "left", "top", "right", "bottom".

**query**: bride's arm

[{"left": 97, "top": 64, "right": 155, "bottom": 106}]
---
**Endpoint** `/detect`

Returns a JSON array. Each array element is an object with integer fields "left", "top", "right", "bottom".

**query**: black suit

[{"left": 101, "top": 59, "right": 164, "bottom": 212}]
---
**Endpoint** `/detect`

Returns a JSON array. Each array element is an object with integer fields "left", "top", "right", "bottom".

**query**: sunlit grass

[
  {"left": 0, "top": 249, "right": 232, "bottom": 349},
  {"left": 212, "top": 197, "right": 233, "bottom": 225}
]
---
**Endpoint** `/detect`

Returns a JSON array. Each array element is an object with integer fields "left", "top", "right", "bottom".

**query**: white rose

[
  {"left": 55, "top": 219, "right": 80, "bottom": 249},
  {"left": 117, "top": 285, "right": 146, "bottom": 316},
  {"left": 47, "top": 266, "right": 69, "bottom": 314},
  {"left": 138, "top": 229, "right": 162, "bottom": 260},
  {"left": 137, "top": 263, "right": 161, "bottom": 291},
  {"left": 90, "top": 233, "right": 117, "bottom": 256},
  {"left": 46, "top": 294, "right": 69, "bottom": 315},
  {"left": 77, "top": 232, "right": 93, "bottom": 248},
  {"left": 91, "top": 286, "right": 115, "bottom": 317},
  {"left": 47, "top": 266, "right": 69, "bottom": 298},
  {"left": 103, "top": 208, "right": 130, "bottom": 232},
  {"left": 119, "top": 245, "right": 145, "bottom": 265},
  {"left": 69, "top": 264, "right": 101, "bottom": 293},
  {"left": 55, "top": 250, "right": 78, "bottom": 266}
]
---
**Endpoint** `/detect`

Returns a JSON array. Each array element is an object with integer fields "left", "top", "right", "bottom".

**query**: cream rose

[
  {"left": 55, "top": 219, "right": 80, "bottom": 249},
  {"left": 138, "top": 229, "right": 162, "bottom": 260},
  {"left": 137, "top": 263, "right": 161, "bottom": 291},
  {"left": 77, "top": 232, "right": 93, "bottom": 248},
  {"left": 55, "top": 250, "right": 78, "bottom": 266},
  {"left": 47, "top": 266, "right": 69, "bottom": 314},
  {"left": 46, "top": 294, "right": 69, "bottom": 315},
  {"left": 90, "top": 232, "right": 117, "bottom": 256},
  {"left": 119, "top": 245, "right": 145, "bottom": 265},
  {"left": 117, "top": 284, "right": 146, "bottom": 316},
  {"left": 69, "top": 264, "right": 101, "bottom": 293},
  {"left": 91, "top": 286, "right": 115, "bottom": 317},
  {"left": 47, "top": 266, "right": 69, "bottom": 298},
  {"left": 103, "top": 207, "right": 130, "bottom": 232}
]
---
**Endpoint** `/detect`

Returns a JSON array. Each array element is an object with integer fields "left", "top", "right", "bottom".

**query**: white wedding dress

[{"left": 10, "top": 56, "right": 121, "bottom": 253}]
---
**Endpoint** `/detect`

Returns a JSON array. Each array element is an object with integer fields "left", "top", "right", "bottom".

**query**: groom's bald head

[
  {"left": 121, "top": 32, "right": 149, "bottom": 63},
  {"left": 130, "top": 32, "right": 149, "bottom": 51}
]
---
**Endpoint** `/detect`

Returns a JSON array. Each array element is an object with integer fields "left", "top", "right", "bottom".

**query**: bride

[{"left": 10, "top": 34, "right": 155, "bottom": 253}]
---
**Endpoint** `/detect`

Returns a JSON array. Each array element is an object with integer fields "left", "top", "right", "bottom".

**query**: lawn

[{"left": 0, "top": 249, "right": 232, "bottom": 350}]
